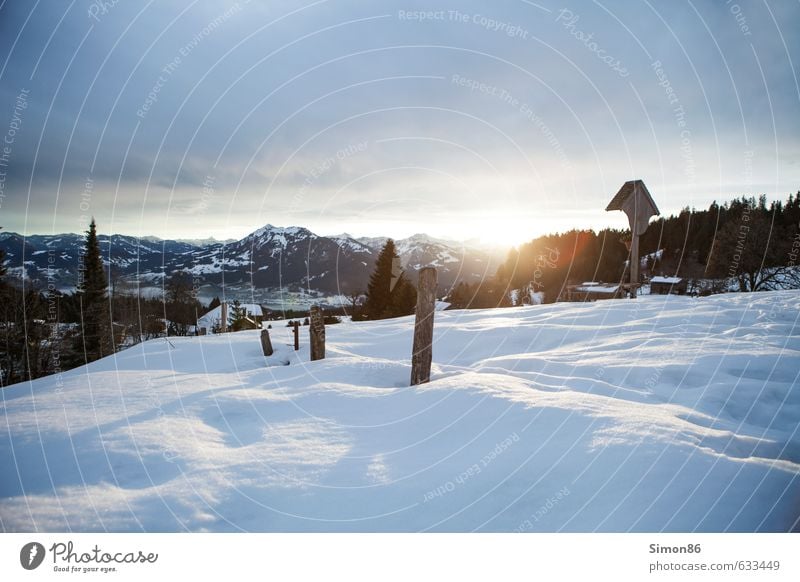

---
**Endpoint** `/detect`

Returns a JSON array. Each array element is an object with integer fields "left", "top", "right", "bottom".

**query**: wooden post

[
  {"left": 293, "top": 321, "right": 300, "bottom": 351},
  {"left": 260, "top": 329, "right": 273, "bottom": 356},
  {"left": 220, "top": 302, "right": 228, "bottom": 333},
  {"left": 410, "top": 267, "right": 437, "bottom": 386},
  {"left": 630, "top": 233, "right": 640, "bottom": 298},
  {"left": 605, "top": 181, "right": 659, "bottom": 300},
  {"left": 309, "top": 305, "right": 325, "bottom": 361}
]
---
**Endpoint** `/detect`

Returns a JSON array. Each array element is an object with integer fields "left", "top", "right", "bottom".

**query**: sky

[{"left": 0, "top": 0, "right": 798, "bottom": 247}]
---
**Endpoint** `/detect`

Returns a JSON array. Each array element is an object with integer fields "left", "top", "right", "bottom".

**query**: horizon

[{"left": 2, "top": 188, "right": 796, "bottom": 250}]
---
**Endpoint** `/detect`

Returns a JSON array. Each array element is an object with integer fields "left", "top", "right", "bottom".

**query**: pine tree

[
  {"left": 77, "top": 218, "right": 113, "bottom": 362},
  {"left": 383, "top": 275, "right": 417, "bottom": 318},
  {"left": 229, "top": 300, "right": 249, "bottom": 332},
  {"left": 363, "top": 239, "right": 398, "bottom": 320}
]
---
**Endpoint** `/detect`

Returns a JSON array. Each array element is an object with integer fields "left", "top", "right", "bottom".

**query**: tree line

[{"left": 0, "top": 219, "right": 205, "bottom": 386}]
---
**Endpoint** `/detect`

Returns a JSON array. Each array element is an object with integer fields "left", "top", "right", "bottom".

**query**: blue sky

[{"left": 0, "top": 0, "right": 798, "bottom": 245}]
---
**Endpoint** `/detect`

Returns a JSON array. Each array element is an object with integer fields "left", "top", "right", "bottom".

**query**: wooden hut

[{"left": 650, "top": 276, "right": 687, "bottom": 295}]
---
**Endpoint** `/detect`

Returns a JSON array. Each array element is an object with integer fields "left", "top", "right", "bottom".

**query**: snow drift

[{"left": 1, "top": 291, "right": 798, "bottom": 532}]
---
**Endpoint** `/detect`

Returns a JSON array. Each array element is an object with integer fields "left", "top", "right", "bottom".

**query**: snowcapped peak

[
  {"left": 282, "top": 226, "right": 310, "bottom": 236},
  {"left": 249, "top": 224, "right": 277, "bottom": 238},
  {"left": 244, "top": 224, "right": 315, "bottom": 243},
  {"left": 398, "top": 233, "right": 458, "bottom": 248}
]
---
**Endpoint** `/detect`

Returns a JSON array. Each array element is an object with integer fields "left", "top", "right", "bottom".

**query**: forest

[{"left": 446, "top": 193, "right": 800, "bottom": 308}]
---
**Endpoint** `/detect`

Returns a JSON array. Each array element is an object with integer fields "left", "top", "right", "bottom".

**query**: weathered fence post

[
  {"left": 410, "top": 266, "right": 437, "bottom": 386},
  {"left": 293, "top": 321, "right": 300, "bottom": 351},
  {"left": 309, "top": 305, "right": 325, "bottom": 361},
  {"left": 260, "top": 328, "right": 273, "bottom": 356},
  {"left": 220, "top": 302, "right": 228, "bottom": 333}
]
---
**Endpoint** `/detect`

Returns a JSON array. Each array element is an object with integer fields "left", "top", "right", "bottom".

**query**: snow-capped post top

[
  {"left": 605, "top": 179, "right": 660, "bottom": 236},
  {"left": 411, "top": 267, "right": 437, "bottom": 386}
]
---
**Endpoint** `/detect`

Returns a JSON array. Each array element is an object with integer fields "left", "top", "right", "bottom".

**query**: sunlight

[{"left": 464, "top": 215, "right": 553, "bottom": 249}]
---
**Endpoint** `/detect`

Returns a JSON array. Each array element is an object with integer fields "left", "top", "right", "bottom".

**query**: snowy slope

[{"left": 1, "top": 291, "right": 799, "bottom": 532}]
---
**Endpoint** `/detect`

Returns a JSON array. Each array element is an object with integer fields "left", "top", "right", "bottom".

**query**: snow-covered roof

[
  {"left": 197, "top": 303, "right": 263, "bottom": 329},
  {"left": 576, "top": 284, "right": 619, "bottom": 294},
  {"left": 651, "top": 276, "right": 683, "bottom": 284}
]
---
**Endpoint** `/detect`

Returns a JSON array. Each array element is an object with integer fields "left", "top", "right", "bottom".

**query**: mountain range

[{"left": 0, "top": 225, "right": 504, "bottom": 307}]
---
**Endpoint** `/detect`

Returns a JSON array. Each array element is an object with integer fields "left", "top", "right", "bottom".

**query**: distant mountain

[
  {"left": 0, "top": 231, "right": 199, "bottom": 290},
  {"left": 354, "top": 233, "right": 500, "bottom": 288},
  {"left": 0, "top": 226, "right": 503, "bottom": 305}
]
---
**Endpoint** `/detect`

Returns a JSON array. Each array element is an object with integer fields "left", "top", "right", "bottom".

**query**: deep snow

[{"left": 1, "top": 291, "right": 799, "bottom": 532}]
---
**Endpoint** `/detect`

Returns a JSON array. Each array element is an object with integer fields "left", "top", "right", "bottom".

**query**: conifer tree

[
  {"left": 229, "top": 300, "right": 249, "bottom": 332},
  {"left": 383, "top": 275, "right": 417, "bottom": 318},
  {"left": 363, "top": 240, "right": 420, "bottom": 320},
  {"left": 363, "top": 239, "right": 398, "bottom": 320},
  {"left": 77, "top": 218, "right": 113, "bottom": 362}
]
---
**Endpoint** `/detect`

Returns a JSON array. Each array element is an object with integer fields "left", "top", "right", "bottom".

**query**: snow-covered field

[{"left": 1, "top": 291, "right": 799, "bottom": 532}]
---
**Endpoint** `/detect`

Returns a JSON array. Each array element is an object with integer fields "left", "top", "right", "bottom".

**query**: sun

[{"left": 466, "top": 215, "right": 550, "bottom": 249}]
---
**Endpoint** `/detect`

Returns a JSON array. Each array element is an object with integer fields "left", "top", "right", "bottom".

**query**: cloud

[{"left": 0, "top": 0, "right": 798, "bottom": 243}]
